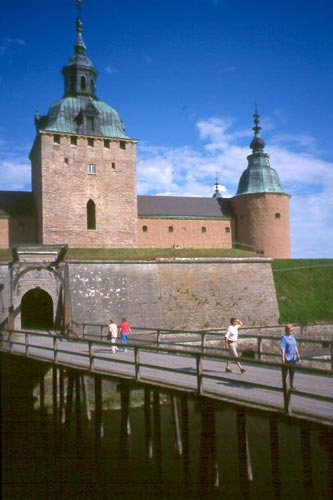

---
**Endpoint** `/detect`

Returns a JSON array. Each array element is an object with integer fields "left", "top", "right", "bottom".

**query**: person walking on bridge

[
  {"left": 224, "top": 318, "right": 246, "bottom": 374},
  {"left": 280, "top": 324, "right": 300, "bottom": 390},
  {"left": 119, "top": 317, "right": 131, "bottom": 352},
  {"left": 108, "top": 318, "right": 118, "bottom": 353}
]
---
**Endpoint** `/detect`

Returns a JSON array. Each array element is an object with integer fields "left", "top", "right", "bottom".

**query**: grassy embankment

[
  {"left": 0, "top": 249, "right": 332, "bottom": 323},
  {"left": 272, "top": 259, "right": 333, "bottom": 324}
]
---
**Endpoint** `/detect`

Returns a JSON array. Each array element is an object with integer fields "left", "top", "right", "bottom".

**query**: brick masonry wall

[
  {"left": 138, "top": 218, "right": 232, "bottom": 249},
  {"left": 31, "top": 132, "right": 138, "bottom": 248},
  {"left": 231, "top": 193, "right": 291, "bottom": 258},
  {"left": 0, "top": 218, "right": 9, "bottom": 248}
]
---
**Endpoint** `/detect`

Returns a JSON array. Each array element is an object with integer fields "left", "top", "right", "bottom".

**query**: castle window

[
  {"left": 87, "top": 200, "right": 96, "bottom": 230},
  {"left": 168, "top": 226, "right": 174, "bottom": 233},
  {"left": 201, "top": 226, "right": 206, "bottom": 233},
  {"left": 71, "top": 136, "right": 77, "bottom": 146},
  {"left": 88, "top": 138, "right": 94, "bottom": 147},
  {"left": 112, "top": 162, "right": 116, "bottom": 169},
  {"left": 87, "top": 163, "right": 96, "bottom": 175},
  {"left": 119, "top": 141, "right": 126, "bottom": 150},
  {"left": 64, "top": 158, "right": 69, "bottom": 166},
  {"left": 80, "top": 75, "right": 86, "bottom": 91},
  {"left": 275, "top": 213, "right": 281, "bottom": 219},
  {"left": 225, "top": 227, "right": 231, "bottom": 233},
  {"left": 104, "top": 139, "right": 110, "bottom": 149},
  {"left": 53, "top": 134, "right": 61, "bottom": 144},
  {"left": 142, "top": 225, "right": 148, "bottom": 233}
]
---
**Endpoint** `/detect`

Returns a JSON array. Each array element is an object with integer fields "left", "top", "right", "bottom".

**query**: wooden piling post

[
  {"left": 81, "top": 375, "right": 91, "bottom": 421},
  {"left": 144, "top": 387, "right": 153, "bottom": 460},
  {"left": 94, "top": 375, "right": 103, "bottom": 450},
  {"left": 153, "top": 388, "right": 162, "bottom": 476},
  {"left": 64, "top": 370, "right": 75, "bottom": 434},
  {"left": 40, "top": 372, "right": 45, "bottom": 423},
  {"left": 171, "top": 395, "right": 183, "bottom": 455},
  {"left": 119, "top": 382, "right": 130, "bottom": 460},
  {"left": 269, "top": 414, "right": 281, "bottom": 500},
  {"left": 75, "top": 374, "right": 82, "bottom": 436},
  {"left": 236, "top": 406, "right": 253, "bottom": 499},
  {"left": 181, "top": 394, "right": 190, "bottom": 488},
  {"left": 59, "top": 368, "right": 65, "bottom": 425},
  {"left": 198, "top": 399, "right": 219, "bottom": 498},
  {"left": 300, "top": 422, "right": 313, "bottom": 499},
  {"left": 52, "top": 366, "right": 58, "bottom": 430}
]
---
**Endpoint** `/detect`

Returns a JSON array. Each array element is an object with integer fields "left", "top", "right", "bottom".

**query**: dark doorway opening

[{"left": 21, "top": 288, "right": 54, "bottom": 330}]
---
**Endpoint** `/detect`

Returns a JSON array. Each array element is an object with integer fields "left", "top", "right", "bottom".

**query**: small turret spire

[
  {"left": 213, "top": 171, "right": 223, "bottom": 198},
  {"left": 250, "top": 104, "right": 266, "bottom": 152},
  {"left": 62, "top": 0, "right": 98, "bottom": 99}
]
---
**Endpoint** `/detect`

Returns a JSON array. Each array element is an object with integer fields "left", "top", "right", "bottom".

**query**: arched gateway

[{"left": 21, "top": 288, "right": 54, "bottom": 330}]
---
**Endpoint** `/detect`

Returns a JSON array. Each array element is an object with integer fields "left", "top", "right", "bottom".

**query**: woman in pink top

[{"left": 119, "top": 317, "right": 131, "bottom": 352}]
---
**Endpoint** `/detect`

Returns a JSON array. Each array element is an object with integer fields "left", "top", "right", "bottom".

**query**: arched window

[
  {"left": 87, "top": 199, "right": 96, "bottom": 230},
  {"left": 142, "top": 225, "right": 148, "bottom": 233},
  {"left": 80, "top": 75, "right": 86, "bottom": 91},
  {"left": 201, "top": 226, "right": 207, "bottom": 233}
]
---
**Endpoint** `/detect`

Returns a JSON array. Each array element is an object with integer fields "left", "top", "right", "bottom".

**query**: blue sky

[{"left": 0, "top": 0, "right": 332, "bottom": 258}]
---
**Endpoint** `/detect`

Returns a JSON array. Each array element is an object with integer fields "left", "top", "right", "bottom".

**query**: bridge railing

[
  {"left": 1, "top": 328, "right": 333, "bottom": 425},
  {"left": 67, "top": 321, "right": 333, "bottom": 371}
]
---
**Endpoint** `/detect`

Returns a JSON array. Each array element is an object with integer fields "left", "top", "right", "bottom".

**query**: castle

[{"left": 0, "top": 8, "right": 291, "bottom": 259}]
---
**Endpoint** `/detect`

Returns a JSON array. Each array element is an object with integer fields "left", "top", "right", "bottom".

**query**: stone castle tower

[
  {"left": 231, "top": 110, "right": 291, "bottom": 258},
  {"left": 30, "top": 13, "right": 138, "bottom": 248}
]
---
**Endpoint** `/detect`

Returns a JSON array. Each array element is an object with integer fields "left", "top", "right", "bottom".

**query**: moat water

[{"left": 1, "top": 401, "right": 331, "bottom": 500}]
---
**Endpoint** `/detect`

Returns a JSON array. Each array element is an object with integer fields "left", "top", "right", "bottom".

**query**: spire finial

[
  {"left": 213, "top": 171, "right": 223, "bottom": 198},
  {"left": 76, "top": 0, "right": 83, "bottom": 16},
  {"left": 250, "top": 104, "right": 266, "bottom": 152}
]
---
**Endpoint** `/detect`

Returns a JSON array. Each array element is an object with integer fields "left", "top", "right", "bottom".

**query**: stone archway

[{"left": 21, "top": 288, "right": 54, "bottom": 330}]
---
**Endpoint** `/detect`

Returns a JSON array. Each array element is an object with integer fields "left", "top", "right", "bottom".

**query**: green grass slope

[{"left": 272, "top": 259, "right": 333, "bottom": 324}]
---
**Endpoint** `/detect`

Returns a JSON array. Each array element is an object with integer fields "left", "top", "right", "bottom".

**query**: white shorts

[{"left": 229, "top": 342, "right": 239, "bottom": 358}]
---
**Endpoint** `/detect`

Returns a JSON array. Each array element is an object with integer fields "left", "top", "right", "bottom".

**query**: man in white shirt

[{"left": 224, "top": 318, "right": 246, "bottom": 373}]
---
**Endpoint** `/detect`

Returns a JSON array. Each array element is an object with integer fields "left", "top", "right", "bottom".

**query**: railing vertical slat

[
  {"left": 196, "top": 354, "right": 203, "bottom": 395},
  {"left": 135, "top": 347, "right": 140, "bottom": 380}
]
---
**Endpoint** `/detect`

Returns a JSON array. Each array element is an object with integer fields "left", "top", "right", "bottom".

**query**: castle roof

[
  {"left": 38, "top": 97, "right": 129, "bottom": 139},
  {"left": 0, "top": 192, "right": 36, "bottom": 216},
  {"left": 235, "top": 108, "right": 286, "bottom": 196},
  {"left": 138, "top": 195, "right": 231, "bottom": 219}
]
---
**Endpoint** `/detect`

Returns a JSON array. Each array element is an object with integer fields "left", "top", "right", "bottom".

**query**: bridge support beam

[
  {"left": 153, "top": 388, "right": 162, "bottom": 478},
  {"left": 269, "top": 414, "right": 281, "bottom": 500},
  {"left": 300, "top": 422, "right": 313, "bottom": 499},
  {"left": 144, "top": 387, "right": 153, "bottom": 460},
  {"left": 181, "top": 394, "right": 190, "bottom": 489},
  {"left": 198, "top": 399, "right": 219, "bottom": 498},
  {"left": 94, "top": 375, "right": 103, "bottom": 450},
  {"left": 236, "top": 407, "right": 253, "bottom": 498}
]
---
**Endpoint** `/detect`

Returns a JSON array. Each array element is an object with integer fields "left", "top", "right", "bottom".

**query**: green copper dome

[
  {"left": 34, "top": 8, "right": 129, "bottom": 140},
  {"left": 236, "top": 109, "right": 285, "bottom": 196},
  {"left": 37, "top": 96, "right": 129, "bottom": 138}
]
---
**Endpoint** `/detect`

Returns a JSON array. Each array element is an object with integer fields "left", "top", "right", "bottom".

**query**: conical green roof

[{"left": 236, "top": 109, "right": 285, "bottom": 196}]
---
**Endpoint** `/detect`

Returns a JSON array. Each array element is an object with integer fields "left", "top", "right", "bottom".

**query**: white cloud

[
  {"left": 0, "top": 37, "right": 26, "bottom": 56},
  {"left": 0, "top": 157, "right": 31, "bottom": 191}
]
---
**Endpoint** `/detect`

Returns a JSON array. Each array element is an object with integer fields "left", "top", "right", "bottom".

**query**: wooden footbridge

[
  {"left": 1, "top": 325, "right": 333, "bottom": 499},
  {"left": 1, "top": 326, "right": 332, "bottom": 424}
]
